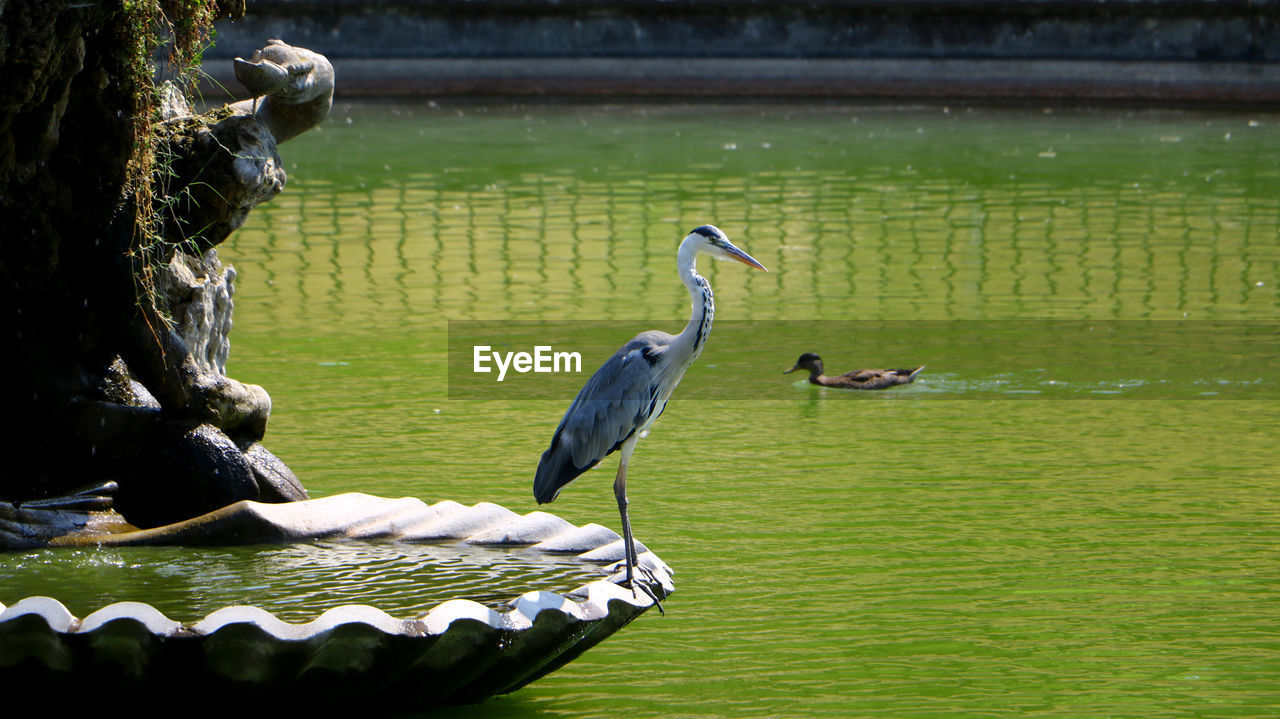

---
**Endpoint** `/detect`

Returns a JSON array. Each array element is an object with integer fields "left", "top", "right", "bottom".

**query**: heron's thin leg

[
  {"left": 613, "top": 451, "right": 636, "bottom": 589},
  {"left": 613, "top": 445, "right": 664, "bottom": 613}
]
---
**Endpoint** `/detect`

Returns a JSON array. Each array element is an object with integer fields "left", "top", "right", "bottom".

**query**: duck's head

[{"left": 785, "top": 352, "right": 823, "bottom": 375}]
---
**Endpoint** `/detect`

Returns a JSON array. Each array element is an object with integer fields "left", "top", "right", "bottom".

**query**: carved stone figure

[
  {"left": 233, "top": 39, "right": 336, "bottom": 143},
  {"left": 0, "top": 33, "right": 333, "bottom": 534},
  {"left": 100, "top": 40, "right": 335, "bottom": 527}
]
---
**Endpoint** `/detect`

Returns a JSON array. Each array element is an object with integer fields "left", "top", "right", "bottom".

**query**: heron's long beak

[{"left": 723, "top": 243, "right": 768, "bottom": 271}]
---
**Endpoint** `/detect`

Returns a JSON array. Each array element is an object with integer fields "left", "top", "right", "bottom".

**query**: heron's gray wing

[{"left": 534, "top": 331, "right": 672, "bottom": 503}]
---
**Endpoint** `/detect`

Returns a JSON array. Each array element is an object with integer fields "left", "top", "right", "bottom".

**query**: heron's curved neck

[{"left": 676, "top": 239, "right": 714, "bottom": 361}]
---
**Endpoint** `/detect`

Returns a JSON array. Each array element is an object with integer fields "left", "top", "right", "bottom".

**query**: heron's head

[
  {"left": 685, "top": 225, "right": 767, "bottom": 271},
  {"left": 785, "top": 352, "right": 823, "bottom": 374}
]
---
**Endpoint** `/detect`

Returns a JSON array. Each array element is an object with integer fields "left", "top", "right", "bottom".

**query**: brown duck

[{"left": 784, "top": 352, "right": 924, "bottom": 390}]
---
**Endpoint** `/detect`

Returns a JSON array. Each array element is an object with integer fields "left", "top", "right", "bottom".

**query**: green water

[{"left": 8, "top": 102, "right": 1280, "bottom": 716}]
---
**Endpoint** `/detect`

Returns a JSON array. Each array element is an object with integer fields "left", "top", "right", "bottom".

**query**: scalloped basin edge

[{"left": 0, "top": 493, "right": 674, "bottom": 710}]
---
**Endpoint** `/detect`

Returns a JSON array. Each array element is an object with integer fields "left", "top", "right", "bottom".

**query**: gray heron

[
  {"left": 785, "top": 353, "right": 924, "bottom": 389},
  {"left": 534, "top": 225, "right": 766, "bottom": 599}
]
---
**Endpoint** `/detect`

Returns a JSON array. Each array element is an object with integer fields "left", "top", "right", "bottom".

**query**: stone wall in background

[{"left": 199, "top": 0, "right": 1279, "bottom": 102}]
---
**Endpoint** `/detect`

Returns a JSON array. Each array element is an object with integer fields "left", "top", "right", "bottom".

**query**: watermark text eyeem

[
  {"left": 449, "top": 320, "right": 1279, "bottom": 400},
  {"left": 473, "top": 345, "right": 583, "bottom": 382}
]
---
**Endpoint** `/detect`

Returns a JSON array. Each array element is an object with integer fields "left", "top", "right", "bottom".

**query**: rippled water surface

[
  {"left": 5, "top": 102, "right": 1280, "bottom": 717},
  {"left": 2, "top": 541, "right": 609, "bottom": 623}
]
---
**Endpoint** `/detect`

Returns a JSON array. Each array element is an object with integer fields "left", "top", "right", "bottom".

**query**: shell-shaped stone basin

[{"left": 0, "top": 493, "right": 673, "bottom": 710}]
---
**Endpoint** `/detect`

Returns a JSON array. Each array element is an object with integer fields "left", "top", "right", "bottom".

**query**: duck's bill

[
  {"left": 724, "top": 244, "right": 768, "bottom": 271},
  {"left": 784, "top": 365, "right": 800, "bottom": 374}
]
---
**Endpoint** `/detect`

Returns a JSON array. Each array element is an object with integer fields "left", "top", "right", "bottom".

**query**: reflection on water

[
  {"left": 232, "top": 103, "right": 1279, "bottom": 334},
  {"left": 0, "top": 540, "right": 608, "bottom": 623}
]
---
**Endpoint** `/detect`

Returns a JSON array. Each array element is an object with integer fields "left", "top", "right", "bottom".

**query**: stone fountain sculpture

[
  {"left": 2, "top": 39, "right": 334, "bottom": 541},
  {"left": 1, "top": 41, "right": 671, "bottom": 709},
  {"left": 81, "top": 40, "right": 336, "bottom": 529}
]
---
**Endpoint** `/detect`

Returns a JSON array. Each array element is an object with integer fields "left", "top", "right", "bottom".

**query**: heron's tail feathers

[{"left": 534, "top": 435, "right": 591, "bottom": 504}]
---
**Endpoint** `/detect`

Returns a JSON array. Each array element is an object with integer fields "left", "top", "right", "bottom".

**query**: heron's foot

[
  {"left": 628, "top": 574, "right": 665, "bottom": 615},
  {"left": 636, "top": 560, "right": 664, "bottom": 587},
  {"left": 624, "top": 562, "right": 666, "bottom": 615}
]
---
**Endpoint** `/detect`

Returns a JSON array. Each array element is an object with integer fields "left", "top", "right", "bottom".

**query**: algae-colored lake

[{"left": 6, "top": 101, "right": 1280, "bottom": 716}]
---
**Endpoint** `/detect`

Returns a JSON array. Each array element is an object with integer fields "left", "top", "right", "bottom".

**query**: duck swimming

[{"left": 784, "top": 352, "right": 924, "bottom": 390}]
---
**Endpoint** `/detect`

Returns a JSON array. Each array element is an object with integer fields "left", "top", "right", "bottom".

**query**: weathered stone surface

[
  {"left": 155, "top": 112, "right": 286, "bottom": 253},
  {"left": 157, "top": 252, "right": 236, "bottom": 375},
  {"left": 232, "top": 39, "right": 335, "bottom": 143},
  {"left": 1, "top": 0, "right": 143, "bottom": 504},
  {"left": 207, "top": 0, "right": 1280, "bottom": 63},
  {"left": 0, "top": 482, "right": 134, "bottom": 549},
  {"left": 111, "top": 423, "right": 261, "bottom": 529},
  {"left": 100, "top": 41, "right": 338, "bottom": 523},
  {"left": 202, "top": 2, "right": 1280, "bottom": 103},
  {"left": 241, "top": 442, "right": 309, "bottom": 503},
  {"left": 118, "top": 311, "right": 272, "bottom": 442},
  {"left": 1, "top": 18, "right": 331, "bottom": 529},
  {"left": 100, "top": 357, "right": 161, "bottom": 409}
]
